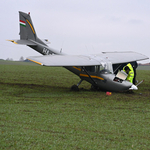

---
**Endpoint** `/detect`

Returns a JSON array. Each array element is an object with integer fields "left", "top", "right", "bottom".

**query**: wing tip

[{"left": 7, "top": 40, "right": 18, "bottom": 44}]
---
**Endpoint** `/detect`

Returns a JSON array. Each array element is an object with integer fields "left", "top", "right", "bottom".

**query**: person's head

[{"left": 124, "top": 66, "right": 130, "bottom": 74}]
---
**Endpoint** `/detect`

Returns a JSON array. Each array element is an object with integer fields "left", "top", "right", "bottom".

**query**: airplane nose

[{"left": 129, "top": 84, "right": 138, "bottom": 90}]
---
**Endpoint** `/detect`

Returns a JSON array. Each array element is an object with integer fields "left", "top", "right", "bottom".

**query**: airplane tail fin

[
  {"left": 8, "top": 11, "right": 60, "bottom": 55},
  {"left": 19, "top": 11, "right": 37, "bottom": 41}
]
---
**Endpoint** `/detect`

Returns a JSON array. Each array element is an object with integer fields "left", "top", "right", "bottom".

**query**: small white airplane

[{"left": 9, "top": 11, "right": 149, "bottom": 92}]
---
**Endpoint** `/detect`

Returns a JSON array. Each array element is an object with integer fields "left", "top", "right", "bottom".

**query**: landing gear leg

[{"left": 71, "top": 79, "right": 83, "bottom": 91}]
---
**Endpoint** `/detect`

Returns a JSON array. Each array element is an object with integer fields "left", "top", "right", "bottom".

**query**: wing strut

[{"left": 82, "top": 67, "right": 98, "bottom": 86}]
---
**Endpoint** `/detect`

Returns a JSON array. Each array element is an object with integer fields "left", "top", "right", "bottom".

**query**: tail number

[{"left": 43, "top": 48, "right": 51, "bottom": 55}]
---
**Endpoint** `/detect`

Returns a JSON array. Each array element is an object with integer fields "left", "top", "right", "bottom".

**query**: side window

[
  {"left": 85, "top": 66, "right": 95, "bottom": 72},
  {"left": 85, "top": 65, "right": 107, "bottom": 73},
  {"left": 95, "top": 65, "right": 105, "bottom": 73},
  {"left": 102, "top": 62, "right": 113, "bottom": 73}
]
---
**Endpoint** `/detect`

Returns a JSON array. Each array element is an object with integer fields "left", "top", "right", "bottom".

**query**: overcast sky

[{"left": 0, "top": 0, "right": 150, "bottom": 63}]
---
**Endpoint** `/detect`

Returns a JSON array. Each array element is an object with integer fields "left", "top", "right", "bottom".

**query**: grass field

[
  {"left": 137, "top": 65, "right": 150, "bottom": 70},
  {"left": 0, "top": 61, "right": 150, "bottom": 149}
]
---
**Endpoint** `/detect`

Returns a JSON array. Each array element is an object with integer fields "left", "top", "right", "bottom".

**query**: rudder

[{"left": 19, "top": 11, "right": 37, "bottom": 40}]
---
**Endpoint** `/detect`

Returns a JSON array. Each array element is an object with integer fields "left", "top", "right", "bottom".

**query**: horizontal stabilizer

[
  {"left": 7, "top": 39, "right": 37, "bottom": 45},
  {"left": 41, "top": 39, "right": 51, "bottom": 45}
]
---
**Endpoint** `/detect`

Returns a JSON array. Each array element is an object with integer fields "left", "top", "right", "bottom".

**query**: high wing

[
  {"left": 101, "top": 51, "right": 149, "bottom": 64},
  {"left": 28, "top": 55, "right": 101, "bottom": 66},
  {"left": 27, "top": 51, "right": 149, "bottom": 66}
]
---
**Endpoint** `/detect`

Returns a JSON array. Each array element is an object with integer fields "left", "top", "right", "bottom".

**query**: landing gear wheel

[{"left": 71, "top": 85, "right": 79, "bottom": 91}]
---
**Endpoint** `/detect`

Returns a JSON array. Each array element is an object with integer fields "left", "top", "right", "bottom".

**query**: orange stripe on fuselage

[
  {"left": 80, "top": 74, "right": 104, "bottom": 80},
  {"left": 73, "top": 66, "right": 81, "bottom": 71}
]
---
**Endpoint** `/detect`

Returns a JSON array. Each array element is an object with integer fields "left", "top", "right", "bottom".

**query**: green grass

[
  {"left": 0, "top": 61, "right": 150, "bottom": 149},
  {"left": 0, "top": 60, "right": 38, "bottom": 66},
  {"left": 137, "top": 65, "right": 150, "bottom": 70}
]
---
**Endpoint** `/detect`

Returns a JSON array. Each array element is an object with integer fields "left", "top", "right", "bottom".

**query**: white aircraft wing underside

[
  {"left": 28, "top": 55, "right": 102, "bottom": 66},
  {"left": 27, "top": 51, "right": 149, "bottom": 66},
  {"left": 101, "top": 51, "right": 149, "bottom": 64}
]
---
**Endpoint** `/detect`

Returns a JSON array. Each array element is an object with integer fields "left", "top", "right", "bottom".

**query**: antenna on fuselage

[
  {"left": 60, "top": 41, "right": 64, "bottom": 53},
  {"left": 60, "top": 48, "right": 62, "bottom": 53}
]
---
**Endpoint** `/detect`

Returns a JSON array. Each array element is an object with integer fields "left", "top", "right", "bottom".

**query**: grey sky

[{"left": 0, "top": 0, "right": 150, "bottom": 63}]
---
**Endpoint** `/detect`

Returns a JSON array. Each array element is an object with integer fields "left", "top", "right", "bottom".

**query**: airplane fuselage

[
  {"left": 65, "top": 66, "right": 134, "bottom": 92},
  {"left": 27, "top": 44, "right": 136, "bottom": 92}
]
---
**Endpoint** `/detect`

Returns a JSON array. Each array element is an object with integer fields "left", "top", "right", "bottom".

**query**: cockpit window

[
  {"left": 85, "top": 66, "right": 111, "bottom": 74},
  {"left": 99, "top": 69, "right": 111, "bottom": 74}
]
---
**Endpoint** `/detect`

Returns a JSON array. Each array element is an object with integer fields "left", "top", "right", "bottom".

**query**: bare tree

[{"left": 19, "top": 56, "right": 24, "bottom": 61}]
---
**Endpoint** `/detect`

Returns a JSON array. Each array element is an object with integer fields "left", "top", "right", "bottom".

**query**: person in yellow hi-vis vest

[{"left": 123, "top": 63, "right": 134, "bottom": 83}]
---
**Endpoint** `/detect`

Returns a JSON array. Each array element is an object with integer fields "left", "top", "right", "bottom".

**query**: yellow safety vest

[{"left": 123, "top": 63, "right": 134, "bottom": 83}]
